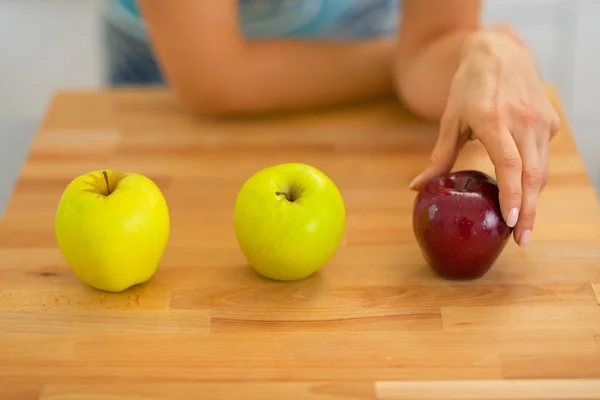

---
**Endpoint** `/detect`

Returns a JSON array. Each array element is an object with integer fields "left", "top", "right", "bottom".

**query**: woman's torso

[{"left": 105, "top": 0, "right": 400, "bottom": 84}]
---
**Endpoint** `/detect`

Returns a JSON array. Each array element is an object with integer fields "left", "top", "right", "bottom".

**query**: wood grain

[
  {"left": 375, "top": 380, "right": 600, "bottom": 400},
  {"left": 39, "top": 382, "right": 375, "bottom": 400},
  {"left": 0, "top": 87, "right": 599, "bottom": 399}
]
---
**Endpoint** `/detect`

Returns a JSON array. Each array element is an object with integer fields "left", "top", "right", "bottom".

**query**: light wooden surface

[{"left": 0, "top": 87, "right": 599, "bottom": 400}]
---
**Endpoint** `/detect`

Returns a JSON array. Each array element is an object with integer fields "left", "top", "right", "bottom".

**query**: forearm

[
  {"left": 214, "top": 38, "right": 396, "bottom": 115},
  {"left": 394, "top": 28, "right": 477, "bottom": 120},
  {"left": 171, "top": 38, "right": 396, "bottom": 116},
  {"left": 136, "top": 0, "right": 396, "bottom": 116}
]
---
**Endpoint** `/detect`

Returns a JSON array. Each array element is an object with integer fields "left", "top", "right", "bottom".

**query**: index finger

[
  {"left": 409, "top": 113, "right": 462, "bottom": 190},
  {"left": 477, "top": 126, "right": 522, "bottom": 228}
]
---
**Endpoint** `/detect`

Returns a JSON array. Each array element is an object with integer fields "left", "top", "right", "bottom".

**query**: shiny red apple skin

[{"left": 412, "top": 170, "right": 512, "bottom": 280}]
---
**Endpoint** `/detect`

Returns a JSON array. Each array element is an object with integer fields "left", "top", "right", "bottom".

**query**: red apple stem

[
  {"left": 463, "top": 177, "right": 473, "bottom": 191},
  {"left": 102, "top": 170, "right": 112, "bottom": 195}
]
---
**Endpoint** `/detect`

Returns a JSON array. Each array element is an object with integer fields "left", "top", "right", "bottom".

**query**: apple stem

[
  {"left": 463, "top": 177, "right": 473, "bottom": 191},
  {"left": 102, "top": 170, "right": 112, "bottom": 195},
  {"left": 275, "top": 191, "right": 291, "bottom": 202}
]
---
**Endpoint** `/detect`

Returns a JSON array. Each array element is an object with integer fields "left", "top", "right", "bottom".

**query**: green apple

[
  {"left": 234, "top": 163, "right": 346, "bottom": 281},
  {"left": 55, "top": 169, "right": 170, "bottom": 292}
]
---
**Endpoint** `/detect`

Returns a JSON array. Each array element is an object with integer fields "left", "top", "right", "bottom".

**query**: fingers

[
  {"left": 513, "top": 132, "right": 543, "bottom": 247},
  {"left": 477, "top": 126, "right": 522, "bottom": 229},
  {"left": 537, "top": 134, "right": 549, "bottom": 191},
  {"left": 409, "top": 114, "right": 462, "bottom": 190}
]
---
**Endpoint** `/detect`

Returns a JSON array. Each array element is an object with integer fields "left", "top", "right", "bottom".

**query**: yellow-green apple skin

[
  {"left": 55, "top": 170, "right": 170, "bottom": 292},
  {"left": 234, "top": 163, "right": 346, "bottom": 281}
]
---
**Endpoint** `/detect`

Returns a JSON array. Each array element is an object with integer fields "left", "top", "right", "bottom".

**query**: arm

[
  {"left": 394, "top": 0, "right": 482, "bottom": 120},
  {"left": 136, "top": 0, "right": 396, "bottom": 116}
]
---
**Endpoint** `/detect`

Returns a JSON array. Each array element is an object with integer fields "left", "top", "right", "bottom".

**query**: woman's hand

[{"left": 409, "top": 26, "right": 560, "bottom": 247}]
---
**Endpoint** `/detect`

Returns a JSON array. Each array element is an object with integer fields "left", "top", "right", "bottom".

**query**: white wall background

[
  {"left": 0, "top": 0, "right": 598, "bottom": 215},
  {"left": 569, "top": 0, "right": 600, "bottom": 194},
  {"left": 0, "top": 0, "right": 106, "bottom": 120}
]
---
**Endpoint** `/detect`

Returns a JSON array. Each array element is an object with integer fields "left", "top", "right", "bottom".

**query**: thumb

[{"left": 409, "top": 115, "right": 462, "bottom": 190}]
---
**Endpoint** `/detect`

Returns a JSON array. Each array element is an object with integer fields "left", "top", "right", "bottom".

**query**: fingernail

[
  {"left": 409, "top": 173, "right": 423, "bottom": 190},
  {"left": 519, "top": 229, "right": 532, "bottom": 247},
  {"left": 506, "top": 207, "right": 519, "bottom": 227}
]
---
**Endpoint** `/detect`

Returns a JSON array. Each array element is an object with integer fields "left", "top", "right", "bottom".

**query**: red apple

[{"left": 412, "top": 170, "right": 512, "bottom": 280}]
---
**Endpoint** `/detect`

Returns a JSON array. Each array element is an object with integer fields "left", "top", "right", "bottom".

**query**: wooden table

[{"left": 1, "top": 87, "right": 599, "bottom": 400}]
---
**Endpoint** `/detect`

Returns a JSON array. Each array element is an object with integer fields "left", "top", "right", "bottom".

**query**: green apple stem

[
  {"left": 102, "top": 170, "right": 112, "bottom": 195},
  {"left": 275, "top": 191, "right": 291, "bottom": 202}
]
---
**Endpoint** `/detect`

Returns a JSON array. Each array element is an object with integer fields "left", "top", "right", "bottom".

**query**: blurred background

[{"left": 0, "top": 0, "right": 598, "bottom": 217}]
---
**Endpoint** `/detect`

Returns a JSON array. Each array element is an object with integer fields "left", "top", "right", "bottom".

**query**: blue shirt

[{"left": 105, "top": 0, "right": 400, "bottom": 84}]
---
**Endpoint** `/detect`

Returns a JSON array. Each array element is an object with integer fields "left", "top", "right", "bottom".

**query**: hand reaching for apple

[{"left": 409, "top": 26, "right": 560, "bottom": 248}]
